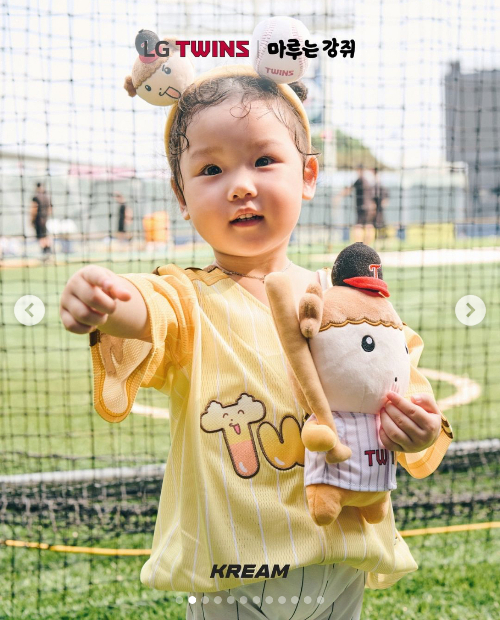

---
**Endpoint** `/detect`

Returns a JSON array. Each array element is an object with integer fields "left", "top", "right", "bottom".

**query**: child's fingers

[
  {"left": 386, "top": 391, "right": 428, "bottom": 430},
  {"left": 380, "top": 407, "right": 414, "bottom": 451},
  {"left": 79, "top": 265, "right": 112, "bottom": 288},
  {"left": 387, "top": 392, "right": 441, "bottom": 440},
  {"left": 80, "top": 267, "right": 131, "bottom": 302},
  {"left": 76, "top": 279, "right": 118, "bottom": 315},
  {"left": 62, "top": 295, "right": 109, "bottom": 327},
  {"left": 378, "top": 424, "right": 404, "bottom": 452},
  {"left": 381, "top": 402, "right": 440, "bottom": 452},
  {"left": 386, "top": 391, "right": 418, "bottom": 415},
  {"left": 60, "top": 307, "right": 97, "bottom": 334},
  {"left": 102, "top": 279, "right": 132, "bottom": 302},
  {"left": 384, "top": 401, "right": 423, "bottom": 436},
  {"left": 410, "top": 393, "right": 439, "bottom": 414}
]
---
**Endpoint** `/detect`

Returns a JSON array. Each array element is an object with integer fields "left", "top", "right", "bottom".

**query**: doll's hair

[
  {"left": 167, "top": 75, "right": 320, "bottom": 204},
  {"left": 320, "top": 286, "right": 403, "bottom": 331}
]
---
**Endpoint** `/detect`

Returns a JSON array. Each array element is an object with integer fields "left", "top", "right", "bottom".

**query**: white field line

[
  {"left": 131, "top": 403, "right": 170, "bottom": 419},
  {"left": 312, "top": 247, "right": 500, "bottom": 267},
  {"left": 0, "top": 463, "right": 166, "bottom": 485},
  {"left": 420, "top": 367, "right": 482, "bottom": 412}
]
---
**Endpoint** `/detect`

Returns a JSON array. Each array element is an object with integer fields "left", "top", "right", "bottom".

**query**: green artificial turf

[{"left": 1, "top": 528, "right": 499, "bottom": 619}]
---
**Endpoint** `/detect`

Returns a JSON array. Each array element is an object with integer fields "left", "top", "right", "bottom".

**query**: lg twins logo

[{"left": 141, "top": 39, "right": 250, "bottom": 58}]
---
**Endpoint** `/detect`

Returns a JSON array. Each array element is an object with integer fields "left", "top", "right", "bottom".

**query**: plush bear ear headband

[{"left": 123, "top": 18, "right": 313, "bottom": 156}]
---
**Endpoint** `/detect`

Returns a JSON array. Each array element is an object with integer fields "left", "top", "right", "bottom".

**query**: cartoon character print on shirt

[
  {"left": 257, "top": 416, "right": 304, "bottom": 471},
  {"left": 201, "top": 393, "right": 266, "bottom": 478},
  {"left": 200, "top": 393, "right": 305, "bottom": 478}
]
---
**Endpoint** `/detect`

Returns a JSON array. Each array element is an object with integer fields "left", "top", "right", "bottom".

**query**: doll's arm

[
  {"left": 298, "top": 282, "right": 323, "bottom": 337},
  {"left": 396, "top": 325, "right": 453, "bottom": 478},
  {"left": 265, "top": 273, "right": 333, "bottom": 427},
  {"left": 265, "top": 273, "right": 351, "bottom": 463}
]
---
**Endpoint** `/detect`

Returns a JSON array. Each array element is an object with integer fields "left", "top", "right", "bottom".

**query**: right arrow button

[
  {"left": 456, "top": 296, "right": 486, "bottom": 326},
  {"left": 465, "top": 303, "right": 475, "bottom": 318}
]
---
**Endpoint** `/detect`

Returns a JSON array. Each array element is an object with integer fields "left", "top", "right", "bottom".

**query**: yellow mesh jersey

[{"left": 89, "top": 264, "right": 453, "bottom": 593}]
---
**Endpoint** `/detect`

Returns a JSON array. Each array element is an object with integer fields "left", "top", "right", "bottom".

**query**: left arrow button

[{"left": 14, "top": 296, "right": 45, "bottom": 326}]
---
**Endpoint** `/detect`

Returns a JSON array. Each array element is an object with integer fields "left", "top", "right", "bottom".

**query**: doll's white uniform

[
  {"left": 89, "top": 264, "right": 452, "bottom": 601},
  {"left": 304, "top": 411, "right": 397, "bottom": 492}
]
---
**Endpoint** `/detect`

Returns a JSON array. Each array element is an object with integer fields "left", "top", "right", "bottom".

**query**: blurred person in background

[
  {"left": 30, "top": 182, "right": 53, "bottom": 258},
  {"left": 336, "top": 164, "right": 375, "bottom": 245},
  {"left": 372, "top": 167, "right": 389, "bottom": 241},
  {"left": 114, "top": 192, "right": 133, "bottom": 242}
]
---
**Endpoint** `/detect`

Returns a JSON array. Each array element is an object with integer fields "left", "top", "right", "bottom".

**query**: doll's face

[
  {"left": 309, "top": 321, "right": 411, "bottom": 414},
  {"left": 137, "top": 54, "right": 188, "bottom": 106}
]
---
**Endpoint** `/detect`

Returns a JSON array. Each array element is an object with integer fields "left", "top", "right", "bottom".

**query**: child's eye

[
  {"left": 256, "top": 155, "right": 274, "bottom": 167},
  {"left": 201, "top": 165, "right": 222, "bottom": 176}
]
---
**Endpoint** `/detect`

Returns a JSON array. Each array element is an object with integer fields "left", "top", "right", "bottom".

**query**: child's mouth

[{"left": 231, "top": 215, "right": 263, "bottom": 227}]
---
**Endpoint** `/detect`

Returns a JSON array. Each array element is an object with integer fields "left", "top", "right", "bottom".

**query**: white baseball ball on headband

[{"left": 250, "top": 16, "right": 311, "bottom": 84}]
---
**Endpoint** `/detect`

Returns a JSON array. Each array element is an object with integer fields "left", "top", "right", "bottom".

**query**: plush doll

[
  {"left": 265, "top": 243, "right": 411, "bottom": 526},
  {"left": 124, "top": 30, "right": 195, "bottom": 106}
]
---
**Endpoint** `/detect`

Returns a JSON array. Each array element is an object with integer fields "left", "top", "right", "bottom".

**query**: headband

[{"left": 124, "top": 19, "right": 313, "bottom": 157}]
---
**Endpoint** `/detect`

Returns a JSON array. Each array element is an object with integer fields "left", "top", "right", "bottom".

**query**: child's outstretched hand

[
  {"left": 379, "top": 391, "right": 442, "bottom": 453},
  {"left": 60, "top": 265, "right": 134, "bottom": 335}
]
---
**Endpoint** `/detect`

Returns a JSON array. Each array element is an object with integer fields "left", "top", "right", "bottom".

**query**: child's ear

[
  {"left": 170, "top": 179, "right": 190, "bottom": 220},
  {"left": 302, "top": 155, "right": 318, "bottom": 201}
]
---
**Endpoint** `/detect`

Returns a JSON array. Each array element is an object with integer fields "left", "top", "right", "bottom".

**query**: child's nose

[{"left": 227, "top": 174, "right": 257, "bottom": 201}]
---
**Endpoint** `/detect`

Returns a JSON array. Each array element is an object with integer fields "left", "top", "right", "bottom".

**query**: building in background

[{"left": 445, "top": 61, "right": 500, "bottom": 221}]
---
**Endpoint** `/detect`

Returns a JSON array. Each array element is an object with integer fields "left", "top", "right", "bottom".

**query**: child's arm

[
  {"left": 60, "top": 265, "right": 151, "bottom": 342},
  {"left": 62, "top": 264, "right": 196, "bottom": 424}
]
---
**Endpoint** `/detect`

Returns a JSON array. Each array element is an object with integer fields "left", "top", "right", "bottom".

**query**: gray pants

[{"left": 187, "top": 563, "right": 366, "bottom": 620}]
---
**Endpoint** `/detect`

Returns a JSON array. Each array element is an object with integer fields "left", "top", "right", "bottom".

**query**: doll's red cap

[{"left": 343, "top": 276, "right": 390, "bottom": 297}]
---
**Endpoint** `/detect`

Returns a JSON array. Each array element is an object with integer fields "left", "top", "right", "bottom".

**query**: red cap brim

[{"left": 343, "top": 276, "right": 390, "bottom": 297}]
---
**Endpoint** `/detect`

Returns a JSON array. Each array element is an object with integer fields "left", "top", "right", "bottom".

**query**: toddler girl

[{"left": 60, "top": 64, "right": 452, "bottom": 620}]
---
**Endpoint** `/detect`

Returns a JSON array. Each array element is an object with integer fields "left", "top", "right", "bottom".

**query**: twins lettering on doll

[
  {"left": 210, "top": 564, "right": 290, "bottom": 579},
  {"left": 364, "top": 449, "right": 396, "bottom": 467}
]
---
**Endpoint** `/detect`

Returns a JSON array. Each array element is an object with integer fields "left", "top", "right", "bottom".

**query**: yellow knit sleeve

[
  {"left": 396, "top": 324, "right": 454, "bottom": 478},
  {"left": 89, "top": 267, "right": 197, "bottom": 424}
]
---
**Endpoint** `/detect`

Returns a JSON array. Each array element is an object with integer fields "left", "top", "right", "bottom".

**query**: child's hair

[{"left": 167, "top": 75, "right": 321, "bottom": 204}]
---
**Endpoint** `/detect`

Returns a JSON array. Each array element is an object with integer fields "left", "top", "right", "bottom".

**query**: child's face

[{"left": 173, "top": 96, "right": 317, "bottom": 261}]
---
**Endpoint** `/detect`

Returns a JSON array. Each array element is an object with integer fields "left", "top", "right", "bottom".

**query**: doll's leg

[
  {"left": 306, "top": 483, "right": 343, "bottom": 526},
  {"left": 358, "top": 492, "right": 391, "bottom": 524}
]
